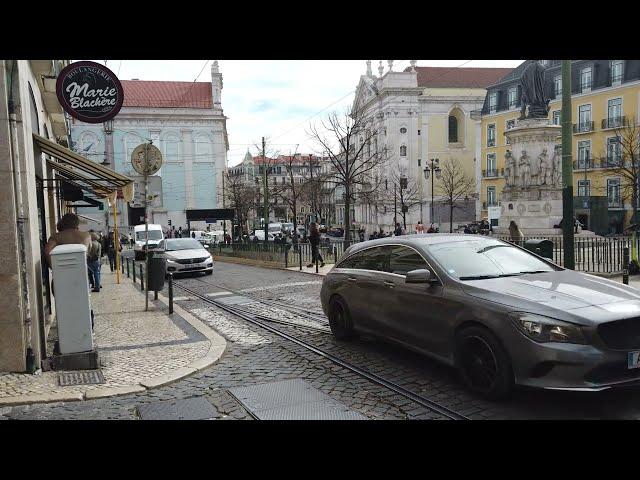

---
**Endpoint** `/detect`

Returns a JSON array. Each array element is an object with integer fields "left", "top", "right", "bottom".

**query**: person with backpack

[{"left": 87, "top": 231, "right": 102, "bottom": 292}]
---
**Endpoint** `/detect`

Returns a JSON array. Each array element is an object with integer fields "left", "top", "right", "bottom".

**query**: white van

[{"left": 134, "top": 224, "right": 164, "bottom": 260}]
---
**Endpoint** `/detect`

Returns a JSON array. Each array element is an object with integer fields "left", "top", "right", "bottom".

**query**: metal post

[
  {"left": 113, "top": 198, "right": 121, "bottom": 284},
  {"left": 624, "top": 247, "right": 630, "bottom": 284},
  {"left": 168, "top": 273, "right": 174, "bottom": 314},
  {"left": 285, "top": 244, "right": 288, "bottom": 268},
  {"left": 121, "top": 255, "right": 125, "bottom": 274},
  {"left": 263, "top": 136, "right": 269, "bottom": 247},
  {"left": 139, "top": 264, "right": 144, "bottom": 291},
  {"left": 126, "top": 257, "right": 130, "bottom": 278},
  {"left": 154, "top": 289, "right": 158, "bottom": 300},
  {"left": 299, "top": 243, "right": 303, "bottom": 270},
  {"left": 562, "top": 60, "right": 575, "bottom": 270},
  {"left": 132, "top": 259, "right": 136, "bottom": 283},
  {"left": 144, "top": 143, "right": 150, "bottom": 311},
  {"left": 315, "top": 246, "right": 319, "bottom": 273}
]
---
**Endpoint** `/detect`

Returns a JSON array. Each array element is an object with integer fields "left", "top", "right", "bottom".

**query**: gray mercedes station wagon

[{"left": 320, "top": 234, "right": 640, "bottom": 399}]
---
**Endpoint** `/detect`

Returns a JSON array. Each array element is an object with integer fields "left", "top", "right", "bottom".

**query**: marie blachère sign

[{"left": 56, "top": 61, "right": 124, "bottom": 123}]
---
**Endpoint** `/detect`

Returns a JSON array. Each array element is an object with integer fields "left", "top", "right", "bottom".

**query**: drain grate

[{"left": 58, "top": 370, "right": 105, "bottom": 386}]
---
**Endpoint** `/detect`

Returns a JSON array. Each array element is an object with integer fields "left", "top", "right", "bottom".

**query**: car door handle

[
  {"left": 383, "top": 281, "right": 395, "bottom": 288},
  {"left": 348, "top": 277, "right": 358, "bottom": 282}
]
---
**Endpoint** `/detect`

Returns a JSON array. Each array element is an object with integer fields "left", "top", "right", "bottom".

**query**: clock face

[{"left": 131, "top": 144, "right": 163, "bottom": 175}]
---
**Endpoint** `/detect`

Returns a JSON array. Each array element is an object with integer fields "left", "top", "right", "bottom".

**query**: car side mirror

[{"left": 405, "top": 269, "right": 437, "bottom": 284}]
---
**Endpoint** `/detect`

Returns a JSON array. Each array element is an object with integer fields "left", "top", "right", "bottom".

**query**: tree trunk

[
  {"left": 449, "top": 198, "right": 454, "bottom": 233},
  {"left": 344, "top": 186, "right": 351, "bottom": 246}
]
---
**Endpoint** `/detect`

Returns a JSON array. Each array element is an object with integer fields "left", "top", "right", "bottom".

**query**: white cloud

[{"left": 91, "top": 60, "right": 523, "bottom": 166}]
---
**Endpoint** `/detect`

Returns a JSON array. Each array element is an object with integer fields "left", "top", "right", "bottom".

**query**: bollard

[
  {"left": 121, "top": 255, "right": 125, "bottom": 274},
  {"left": 132, "top": 259, "right": 136, "bottom": 283},
  {"left": 168, "top": 273, "right": 174, "bottom": 314},
  {"left": 126, "top": 257, "right": 130, "bottom": 278},
  {"left": 139, "top": 264, "right": 144, "bottom": 291},
  {"left": 333, "top": 246, "right": 337, "bottom": 261},
  {"left": 316, "top": 248, "right": 319, "bottom": 273},
  {"left": 154, "top": 290, "right": 158, "bottom": 300},
  {"left": 299, "top": 244, "right": 303, "bottom": 271},
  {"left": 623, "top": 247, "right": 629, "bottom": 285},
  {"left": 285, "top": 244, "right": 288, "bottom": 268}
]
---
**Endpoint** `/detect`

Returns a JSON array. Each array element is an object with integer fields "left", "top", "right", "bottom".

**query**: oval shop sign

[{"left": 56, "top": 61, "right": 124, "bottom": 123}]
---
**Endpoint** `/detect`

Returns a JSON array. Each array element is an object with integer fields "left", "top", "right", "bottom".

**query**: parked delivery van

[{"left": 134, "top": 224, "right": 164, "bottom": 260}]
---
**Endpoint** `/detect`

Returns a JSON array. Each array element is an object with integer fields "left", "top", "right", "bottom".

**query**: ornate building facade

[
  {"left": 70, "top": 62, "right": 229, "bottom": 232},
  {"left": 350, "top": 61, "right": 511, "bottom": 234}
]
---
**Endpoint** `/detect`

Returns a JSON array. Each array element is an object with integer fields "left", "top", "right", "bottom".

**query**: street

[{"left": 4, "top": 259, "right": 640, "bottom": 420}]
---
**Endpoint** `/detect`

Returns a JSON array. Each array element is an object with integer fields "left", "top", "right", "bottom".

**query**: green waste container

[
  {"left": 147, "top": 250, "right": 167, "bottom": 291},
  {"left": 523, "top": 239, "right": 554, "bottom": 260}
]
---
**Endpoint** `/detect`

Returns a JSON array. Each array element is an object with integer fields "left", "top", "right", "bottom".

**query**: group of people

[{"left": 43, "top": 213, "right": 121, "bottom": 294}]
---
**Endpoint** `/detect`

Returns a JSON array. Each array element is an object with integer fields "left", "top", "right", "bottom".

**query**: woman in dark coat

[{"left": 307, "top": 222, "right": 324, "bottom": 268}]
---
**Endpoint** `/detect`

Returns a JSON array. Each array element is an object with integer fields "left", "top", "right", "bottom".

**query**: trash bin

[
  {"left": 147, "top": 250, "right": 167, "bottom": 291},
  {"left": 523, "top": 239, "right": 554, "bottom": 260}
]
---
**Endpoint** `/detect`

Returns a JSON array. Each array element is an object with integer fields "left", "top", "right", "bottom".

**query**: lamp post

[
  {"left": 423, "top": 158, "right": 441, "bottom": 227},
  {"left": 102, "top": 119, "right": 114, "bottom": 234}
]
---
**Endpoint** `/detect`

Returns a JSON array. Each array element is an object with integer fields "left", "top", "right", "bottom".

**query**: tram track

[{"left": 173, "top": 281, "right": 470, "bottom": 421}]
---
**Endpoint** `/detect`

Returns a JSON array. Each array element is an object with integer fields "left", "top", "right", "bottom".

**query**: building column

[
  {"left": 181, "top": 129, "right": 194, "bottom": 221},
  {"left": 474, "top": 118, "right": 482, "bottom": 221}
]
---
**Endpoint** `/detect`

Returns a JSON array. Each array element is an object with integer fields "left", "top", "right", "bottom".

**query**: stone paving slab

[{"left": 0, "top": 266, "right": 227, "bottom": 406}]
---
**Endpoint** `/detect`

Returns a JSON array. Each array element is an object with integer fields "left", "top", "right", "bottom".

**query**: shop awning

[{"left": 33, "top": 133, "right": 134, "bottom": 201}]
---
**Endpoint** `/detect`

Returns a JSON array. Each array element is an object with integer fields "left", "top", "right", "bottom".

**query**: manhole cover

[
  {"left": 137, "top": 397, "right": 218, "bottom": 420},
  {"left": 58, "top": 370, "right": 105, "bottom": 386},
  {"left": 228, "top": 379, "right": 367, "bottom": 420}
]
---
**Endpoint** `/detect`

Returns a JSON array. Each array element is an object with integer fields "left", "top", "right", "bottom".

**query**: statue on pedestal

[
  {"left": 504, "top": 150, "right": 517, "bottom": 187},
  {"left": 519, "top": 61, "right": 550, "bottom": 119},
  {"left": 538, "top": 148, "right": 550, "bottom": 185},
  {"left": 519, "top": 150, "right": 531, "bottom": 188}
]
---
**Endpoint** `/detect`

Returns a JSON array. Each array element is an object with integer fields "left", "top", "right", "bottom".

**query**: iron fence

[{"left": 496, "top": 234, "right": 640, "bottom": 275}]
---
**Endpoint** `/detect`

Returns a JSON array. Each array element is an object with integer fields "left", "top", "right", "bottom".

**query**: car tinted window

[
  {"left": 338, "top": 246, "right": 387, "bottom": 271},
  {"left": 388, "top": 246, "right": 428, "bottom": 275}
]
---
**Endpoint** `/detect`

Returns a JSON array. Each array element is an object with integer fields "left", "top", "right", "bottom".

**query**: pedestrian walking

[
  {"left": 509, "top": 220, "right": 524, "bottom": 245},
  {"left": 307, "top": 222, "right": 325, "bottom": 268},
  {"left": 394, "top": 223, "right": 403, "bottom": 236},
  {"left": 415, "top": 221, "right": 425, "bottom": 234},
  {"left": 87, "top": 232, "right": 102, "bottom": 292},
  {"left": 178, "top": 226, "right": 183, "bottom": 238}
]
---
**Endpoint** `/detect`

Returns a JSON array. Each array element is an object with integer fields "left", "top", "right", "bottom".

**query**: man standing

[
  {"left": 394, "top": 222, "right": 403, "bottom": 236},
  {"left": 178, "top": 226, "right": 183, "bottom": 238},
  {"left": 87, "top": 232, "right": 102, "bottom": 293},
  {"left": 307, "top": 222, "right": 325, "bottom": 268},
  {"left": 415, "top": 221, "right": 425, "bottom": 234}
]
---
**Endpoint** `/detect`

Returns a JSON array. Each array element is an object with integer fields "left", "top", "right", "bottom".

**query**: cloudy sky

[{"left": 94, "top": 60, "right": 522, "bottom": 166}]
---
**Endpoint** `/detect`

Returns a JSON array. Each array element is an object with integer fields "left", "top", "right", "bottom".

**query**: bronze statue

[{"left": 519, "top": 61, "right": 550, "bottom": 119}]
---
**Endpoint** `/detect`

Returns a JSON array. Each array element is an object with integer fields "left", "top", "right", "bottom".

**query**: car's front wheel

[
  {"left": 328, "top": 296, "right": 355, "bottom": 340},
  {"left": 455, "top": 325, "right": 514, "bottom": 400}
]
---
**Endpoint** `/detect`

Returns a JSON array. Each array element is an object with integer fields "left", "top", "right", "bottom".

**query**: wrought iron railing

[
  {"left": 601, "top": 116, "right": 628, "bottom": 130},
  {"left": 573, "top": 121, "right": 594, "bottom": 133}
]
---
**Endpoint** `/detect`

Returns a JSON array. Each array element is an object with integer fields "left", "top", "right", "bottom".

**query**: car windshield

[
  {"left": 136, "top": 230, "right": 163, "bottom": 241},
  {"left": 164, "top": 239, "right": 205, "bottom": 251},
  {"left": 427, "top": 238, "right": 556, "bottom": 280}
]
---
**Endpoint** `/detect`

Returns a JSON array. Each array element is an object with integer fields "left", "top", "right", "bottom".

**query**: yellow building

[{"left": 480, "top": 60, "right": 640, "bottom": 235}]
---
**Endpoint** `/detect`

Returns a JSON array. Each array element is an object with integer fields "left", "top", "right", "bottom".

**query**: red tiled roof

[
  {"left": 121, "top": 80, "right": 212, "bottom": 109},
  {"left": 405, "top": 67, "right": 514, "bottom": 88}
]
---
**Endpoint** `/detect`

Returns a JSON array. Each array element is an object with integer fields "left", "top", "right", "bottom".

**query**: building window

[
  {"left": 611, "top": 60, "right": 624, "bottom": 85},
  {"left": 606, "top": 98, "right": 623, "bottom": 128},
  {"left": 578, "top": 104, "right": 592, "bottom": 132},
  {"left": 554, "top": 75, "right": 562, "bottom": 98},
  {"left": 487, "top": 124, "right": 496, "bottom": 147},
  {"left": 505, "top": 119, "right": 515, "bottom": 144},
  {"left": 400, "top": 127, "right": 407, "bottom": 134},
  {"left": 486, "top": 154, "right": 497, "bottom": 177},
  {"left": 607, "top": 137, "right": 621, "bottom": 165},
  {"left": 578, "top": 179, "right": 591, "bottom": 198},
  {"left": 507, "top": 87, "right": 517, "bottom": 109},
  {"left": 448, "top": 115, "right": 458, "bottom": 143},
  {"left": 607, "top": 178, "right": 621, "bottom": 207},
  {"left": 487, "top": 186, "right": 496, "bottom": 206},
  {"left": 488, "top": 92, "right": 497, "bottom": 113},
  {"left": 580, "top": 66, "right": 592, "bottom": 92},
  {"left": 552, "top": 110, "right": 561, "bottom": 125},
  {"left": 577, "top": 140, "right": 591, "bottom": 169},
  {"left": 400, "top": 145, "right": 407, "bottom": 157}
]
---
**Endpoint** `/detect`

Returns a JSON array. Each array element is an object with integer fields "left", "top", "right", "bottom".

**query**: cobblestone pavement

[{"left": 5, "top": 261, "right": 640, "bottom": 420}]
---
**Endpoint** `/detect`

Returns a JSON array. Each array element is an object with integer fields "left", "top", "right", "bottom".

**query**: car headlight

[
  {"left": 509, "top": 312, "right": 587, "bottom": 344},
  {"left": 166, "top": 258, "right": 177, "bottom": 264}
]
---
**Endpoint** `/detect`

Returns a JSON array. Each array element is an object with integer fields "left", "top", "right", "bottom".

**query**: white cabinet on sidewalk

[{"left": 50, "top": 244, "right": 94, "bottom": 354}]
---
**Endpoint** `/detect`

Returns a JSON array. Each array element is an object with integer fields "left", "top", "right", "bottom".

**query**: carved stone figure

[
  {"left": 538, "top": 148, "right": 550, "bottom": 185},
  {"left": 519, "top": 61, "right": 550, "bottom": 119},
  {"left": 504, "top": 150, "right": 516, "bottom": 187},
  {"left": 519, "top": 150, "right": 531, "bottom": 188},
  {"left": 529, "top": 149, "right": 541, "bottom": 186},
  {"left": 551, "top": 147, "right": 562, "bottom": 186}
]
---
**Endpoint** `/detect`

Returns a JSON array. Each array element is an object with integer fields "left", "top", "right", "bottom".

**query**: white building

[{"left": 350, "top": 60, "right": 512, "bottom": 234}]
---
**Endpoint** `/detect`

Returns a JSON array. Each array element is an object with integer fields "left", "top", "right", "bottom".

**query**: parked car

[
  {"left": 320, "top": 233, "right": 640, "bottom": 399},
  {"left": 158, "top": 238, "right": 213, "bottom": 276},
  {"left": 250, "top": 230, "right": 275, "bottom": 242},
  {"left": 134, "top": 224, "right": 164, "bottom": 261}
]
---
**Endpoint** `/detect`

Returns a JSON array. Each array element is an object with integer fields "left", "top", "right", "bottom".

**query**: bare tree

[
  {"left": 386, "top": 170, "right": 422, "bottom": 230},
  {"left": 598, "top": 118, "right": 640, "bottom": 227},
  {"left": 252, "top": 138, "right": 280, "bottom": 243},
  {"left": 270, "top": 148, "right": 305, "bottom": 244},
  {"left": 437, "top": 159, "right": 475, "bottom": 233},
  {"left": 223, "top": 170, "right": 255, "bottom": 240},
  {"left": 308, "top": 106, "right": 389, "bottom": 244}
]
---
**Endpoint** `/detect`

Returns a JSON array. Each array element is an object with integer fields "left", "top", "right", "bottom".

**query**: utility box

[
  {"left": 524, "top": 239, "right": 554, "bottom": 260},
  {"left": 50, "top": 244, "right": 94, "bottom": 354}
]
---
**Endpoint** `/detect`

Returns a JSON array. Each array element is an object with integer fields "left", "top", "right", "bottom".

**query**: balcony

[
  {"left": 603, "top": 155, "right": 622, "bottom": 168},
  {"left": 573, "top": 158, "right": 594, "bottom": 170},
  {"left": 573, "top": 121, "right": 594, "bottom": 134},
  {"left": 483, "top": 169, "right": 499, "bottom": 178},
  {"left": 601, "top": 116, "right": 628, "bottom": 130},
  {"left": 487, "top": 139, "right": 496, "bottom": 148}
]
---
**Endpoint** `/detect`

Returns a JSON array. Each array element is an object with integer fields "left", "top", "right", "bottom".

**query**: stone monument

[{"left": 496, "top": 61, "right": 594, "bottom": 236}]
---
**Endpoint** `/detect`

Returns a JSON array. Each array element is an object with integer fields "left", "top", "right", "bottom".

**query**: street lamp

[
  {"left": 423, "top": 158, "right": 441, "bottom": 227},
  {"left": 102, "top": 119, "right": 114, "bottom": 167}
]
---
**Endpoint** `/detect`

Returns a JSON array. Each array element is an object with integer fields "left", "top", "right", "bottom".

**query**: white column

[{"left": 182, "top": 129, "right": 194, "bottom": 211}]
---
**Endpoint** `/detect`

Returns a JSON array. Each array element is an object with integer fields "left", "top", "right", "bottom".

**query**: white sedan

[{"left": 158, "top": 238, "right": 213, "bottom": 276}]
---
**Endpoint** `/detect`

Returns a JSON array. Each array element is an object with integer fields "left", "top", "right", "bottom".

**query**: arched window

[
  {"left": 448, "top": 115, "right": 458, "bottom": 143},
  {"left": 400, "top": 145, "right": 407, "bottom": 157}
]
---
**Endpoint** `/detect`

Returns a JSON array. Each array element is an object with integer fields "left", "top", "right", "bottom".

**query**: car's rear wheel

[
  {"left": 455, "top": 325, "right": 514, "bottom": 400},
  {"left": 328, "top": 296, "right": 355, "bottom": 340}
]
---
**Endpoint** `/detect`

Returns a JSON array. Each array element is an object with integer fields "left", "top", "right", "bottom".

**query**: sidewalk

[
  {"left": 0, "top": 265, "right": 226, "bottom": 406},
  {"left": 286, "top": 264, "right": 332, "bottom": 276}
]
